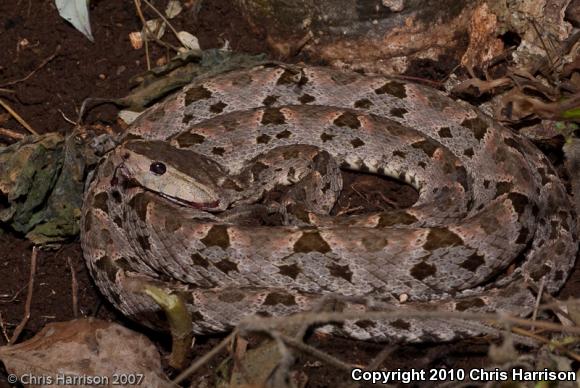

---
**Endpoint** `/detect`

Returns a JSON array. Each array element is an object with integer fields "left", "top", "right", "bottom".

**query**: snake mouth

[
  {"left": 159, "top": 192, "right": 220, "bottom": 210},
  {"left": 112, "top": 167, "right": 222, "bottom": 211}
]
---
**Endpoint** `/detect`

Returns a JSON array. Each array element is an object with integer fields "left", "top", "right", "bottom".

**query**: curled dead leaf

[
  {"left": 177, "top": 31, "right": 200, "bottom": 51},
  {"left": 165, "top": 0, "right": 183, "bottom": 19},
  {"left": 143, "top": 19, "right": 166, "bottom": 40},
  {"left": 0, "top": 319, "right": 171, "bottom": 388},
  {"left": 451, "top": 77, "right": 512, "bottom": 98},
  {"left": 118, "top": 110, "right": 143, "bottom": 125},
  {"left": 499, "top": 91, "right": 551, "bottom": 121},
  {"left": 498, "top": 90, "right": 580, "bottom": 122}
]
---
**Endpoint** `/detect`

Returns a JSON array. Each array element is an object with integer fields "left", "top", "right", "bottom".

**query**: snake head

[{"left": 115, "top": 140, "right": 229, "bottom": 212}]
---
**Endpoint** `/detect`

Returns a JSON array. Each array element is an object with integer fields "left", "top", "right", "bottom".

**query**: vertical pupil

[{"left": 150, "top": 162, "right": 166, "bottom": 175}]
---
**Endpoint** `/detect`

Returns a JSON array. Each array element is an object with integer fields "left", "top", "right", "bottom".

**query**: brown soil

[{"left": 0, "top": 1, "right": 578, "bottom": 387}]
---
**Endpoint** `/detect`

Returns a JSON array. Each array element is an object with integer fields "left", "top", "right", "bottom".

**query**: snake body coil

[{"left": 81, "top": 65, "right": 577, "bottom": 341}]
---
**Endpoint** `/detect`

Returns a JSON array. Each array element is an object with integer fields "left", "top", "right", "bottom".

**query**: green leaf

[{"left": 561, "top": 106, "right": 580, "bottom": 119}]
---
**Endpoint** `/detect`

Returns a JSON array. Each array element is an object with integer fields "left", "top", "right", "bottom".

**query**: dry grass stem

[
  {"left": 67, "top": 256, "right": 79, "bottom": 318},
  {"left": 0, "top": 99, "right": 38, "bottom": 135},
  {"left": 511, "top": 327, "right": 580, "bottom": 362},
  {"left": 0, "top": 46, "right": 59, "bottom": 88},
  {"left": 172, "top": 330, "right": 238, "bottom": 385}
]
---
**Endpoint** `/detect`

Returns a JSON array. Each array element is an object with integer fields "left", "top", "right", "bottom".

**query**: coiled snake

[{"left": 81, "top": 64, "right": 577, "bottom": 342}]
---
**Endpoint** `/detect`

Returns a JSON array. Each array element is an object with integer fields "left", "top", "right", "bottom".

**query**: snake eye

[{"left": 150, "top": 162, "right": 167, "bottom": 175}]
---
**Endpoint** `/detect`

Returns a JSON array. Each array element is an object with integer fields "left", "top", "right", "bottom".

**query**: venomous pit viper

[{"left": 81, "top": 64, "right": 577, "bottom": 342}]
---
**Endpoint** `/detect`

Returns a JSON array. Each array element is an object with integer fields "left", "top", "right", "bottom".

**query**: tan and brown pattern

[{"left": 81, "top": 64, "right": 577, "bottom": 342}]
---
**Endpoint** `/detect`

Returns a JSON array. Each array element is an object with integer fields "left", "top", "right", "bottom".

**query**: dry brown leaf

[
  {"left": 165, "top": 0, "right": 183, "bottom": 19},
  {"left": 451, "top": 77, "right": 512, "bottom": 98},
  {"left": 498, "top": 90, "right": 560, "bottom": 122},
  {"left": 0, "top": 318, "right": 170, "bottom": 388}
]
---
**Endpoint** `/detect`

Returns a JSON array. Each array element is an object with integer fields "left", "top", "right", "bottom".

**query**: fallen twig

[
  {"left": 133, "top": 0, "right": 182, "bottom": 71},
  {"left": 392, "top": 74, "right": 445, "bottom": 88},
  {"left": 172, "top": 330, "right": 237, "bottom": 386},
  {"left": 172, "top": 294, "right": 580, "bottom": 385},
  {"left": 9, "top": 246, "right": 38, "bottom": 344},
  {"left": 0, "top": 99, "right": 38, "bottom": 135},
  {"left": 0, "top": 127, "right": 25, "bottom": 140},
  {"left": 238, "top": 309, "right": 580, "bottom": 337},
  {"left": 511, "top": 327, "right": 580, "bottom": 363},
  {"left": 142, "top": 0, "right": 181, "bottom": 44},
  {"left": 278, "top": 333, "right": 354, "bottom": 372},
  {"left": 367, "top": 345, "right": 397, "bottom": 370},
  {"left": 133, "top": 0, "right": 152, "bottom": 70},
  {"left": 0, "top": 46, "right": 60, "bottom": 88},
  {"left": 58, "top": 109, "right": 77, "bottom": 126},
  {"left": 269, "top": 331, "right": 299, "bottom": 387},
  {"left": 0, "top": 312, "right": 9, "bottom": 344},
  {"left": 531, "top": 277, "right": 545, "bottom": 330},
  {"left": 0, "top": 282, "right": 29, "bottom": 304},
  {"left": 530, "top": 20, "right": 558, "bottom": 75},
  {"left": 230, "top": 334, "right": 252, "bottom": 384},
  {"left": 335, "top": 205, "right": 364, "bottom": 216},
  {"left": 528, "top": 283, "right": 574, "bottom": 325},
  {"left": 66, "top": 256, "right": 79, "bottom": 318}
]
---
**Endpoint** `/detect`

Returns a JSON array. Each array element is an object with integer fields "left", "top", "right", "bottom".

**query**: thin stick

[
  {"left": 78, "top": 97, "right": 118, "bottom": 124},
  {"left": 232, "top": 334, "right": 249, "bottom": 373},
  {"left": 230, "top": 334, "right": 253, "bottom": 385},
  {"left": 279, "top": 334, "right": 354, "bottom": 372},
  {"left": 512, "top": 327, "right": 580, "bottom": 363},
  {"left": 142, "top": 0, "right": 181, "bottom": 43},
  {"left": 335, "top": 205, "right": 364, "bottom": 216},
  {"left": 144, "top": 36, "right": 151, "bottom": 71},
  {"left": 0, "top": 99, "right": 38, "bottom": 135},
  {"left": 0, "top": 312, "right": 9, "bottom": 344},
  {"left": 530, "top": 20, "right": 555, "bottom": 70},
  {"left": 540, "top": 300, "right": 575, "bottom": 326},
  {"left": 368, "top": 345, "right": 396, "bottom": 370},
  {"left": 531, "top": 277, "right": 545, "bottom": 329},
  {"left": 172, "top": 330, "right": 237, "bottom": 385},
  {"left": 350, "top": 184, "right": 369, "bottom": 204},
  {"left": 58, "top": 109, "right": 77, "bottom": 126},
  {"left": 527, "top": 283, "right": 575, "bottom": 326},
  {"left": 133, "top": 0, "right": 181, "bottom": 66},
  {"left": 393, "top": 74, "right": 444, "bottom": 87},
  {"left": 133, "top": 0, "right": 152, "bottom": 70},
  {"left": 9, "top": 246, "right": 38, "bottom": 344},
  {"left": 67, "top": 257, "right": 79, "bottom": 318},
  {"left": 268, "top": 331, "right": 298, "bottom": 386},
  {"left": 0, "top": 128, "right": 25, "bottom": 140},
  {"left": 0, "top": 282, "right": 29, "bottom": 303},
  {"left": 238, "top": 309, "right": 580, "bottom": 336},
  {"left": 0, "top": 46, "right": 60, "bottom": 87}
]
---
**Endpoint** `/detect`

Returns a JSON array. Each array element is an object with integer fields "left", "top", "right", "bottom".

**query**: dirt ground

[{"left": 0, "top": 1, "right": 579, "bottom": 387}]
